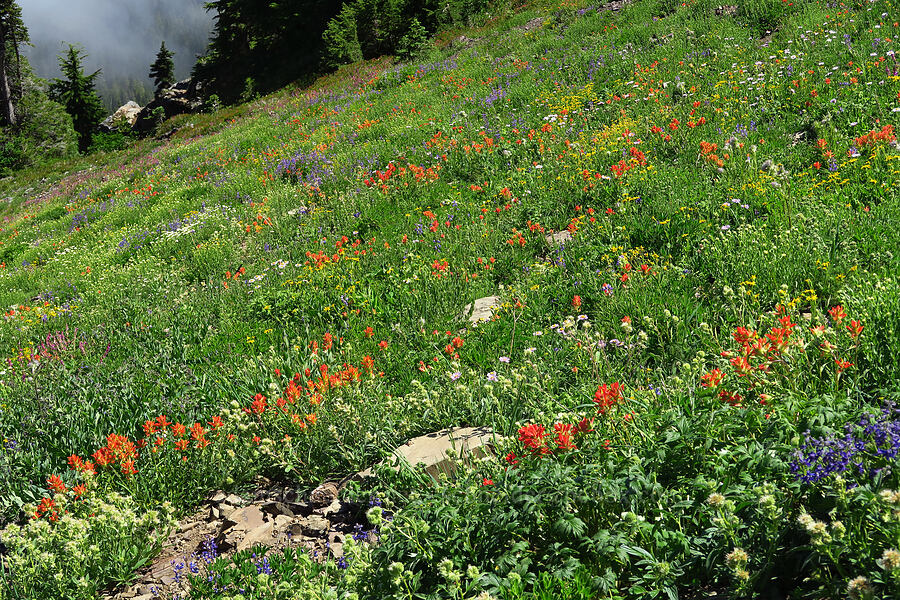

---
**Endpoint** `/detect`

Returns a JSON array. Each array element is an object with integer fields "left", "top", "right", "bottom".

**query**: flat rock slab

[
  {"left": 223, "top": 505, "right": 266, "bottom": 531},
  {"left": 358, "top": 427, "right": 495, "bottom": 482},
  {"left": 461, "top": 296, "right": 500, "bottom": 326},
  {"left": 545, "top": 230, "right": 572, "bottom": 246}
]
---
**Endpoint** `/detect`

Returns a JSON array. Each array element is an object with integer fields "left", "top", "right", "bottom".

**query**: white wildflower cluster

[
  {"left": 797, "top": 512, "right": 844, "bottom": 546},
  {"left": 0, "top": 491, "right": 174, "bottom": 599},
  {"left": 877, "top": 548, "right": 900, "bottom": 573},
  {"left": 725, "top": 547, "right": 750, "bottom": 582},
  {"left": 846, "top": 576, "right": 875, "bottom": 600},
  {"left": 754, "top": 483, "right": 781, "bottom": 521},
  {"left": 707, "top": 492, "right": 739, "bottom": 530}
]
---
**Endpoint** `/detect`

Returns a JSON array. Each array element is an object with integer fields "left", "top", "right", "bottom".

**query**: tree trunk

[
  {"left": 0, "top": 23, "right": 16, "bottom": 127},
  {"left": 12, "top": 25, "right": 21, "bottom": 101}
]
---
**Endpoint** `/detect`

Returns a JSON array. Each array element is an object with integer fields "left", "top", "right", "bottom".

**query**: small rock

[
  {"left": 353, "top": 427, "right": 494, "bottom": 481},
  {"left": 223, "top": 494, "right": 243, "bottom": 506},
  {"left": 208, "top": 506, "right": 221, "bottom": 521},
  {"left": 160, "top": 576, "right": 176, "bottom": 586},
  {"left": 329, "top": 542, "right": 344, "bottom": 558},
  {"left": 545, "top": 230, "right": 572, "bottom": 246},
  {"left": 223, "top": 505, "right": 267, "bottom": 531},
  {"left": 521, "top": 16, "right": 544, "bottom": 31},
  {"left": 313, "top": 499, "right": 342, "bottom": 517},
  {"left": 99, "top": 101, "right": 143, "bottom": 132},
  {"left": 461, "top": 296, "right": 500, "bottom": 326},
  {"left": 273, "top": 514, "right": 294, "bottom": 529},
  {"left": 260, "top": 501, "right": 295, "bottom": 518},
  {"left": 208, "top": 490, "right": 226, "bottom": 504},
  {"left": 236, "top": 521, "right": 276, "bottom": 551},
  {"left": 310, "top": 482, "right": 339, "bottom": 507},
  {"left": 357, "top": 426, "right": 495, "bottom": 482},
  {"left": 328, "top": 532, "right": 345, "bottom": 544},
  {"left": 300, "top": 515, "right": 330, "bottom": 535},
  {"left": 133, "top": 595, "right": 153, "bottom": 600},
  {"left": 179, "top": 520, "right": 199, "bottom": 533},
  {"left": 287, "top": 501, "right": 312, "bottom": 517}
]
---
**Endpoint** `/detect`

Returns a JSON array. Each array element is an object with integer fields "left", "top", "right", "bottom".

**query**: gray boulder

[
  {"left": 99, "top": 101, "right": 142, "bottom": 132},
  {"left": 134, "top": 79, "right": 204, "bottom": 133}
]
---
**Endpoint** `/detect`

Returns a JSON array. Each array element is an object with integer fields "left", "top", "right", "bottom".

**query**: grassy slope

[{"left": 1, "top": 0, "right": 900, "bottom": 594}]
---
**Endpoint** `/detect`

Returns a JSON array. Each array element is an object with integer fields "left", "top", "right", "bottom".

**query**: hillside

[{"left": 2, "top": 0, "right": 900, "bottom": 598}]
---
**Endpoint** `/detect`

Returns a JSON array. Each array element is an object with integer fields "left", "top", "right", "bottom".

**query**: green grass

[{"left": 2, "top": 0, "right": 900, "bottom": 598}]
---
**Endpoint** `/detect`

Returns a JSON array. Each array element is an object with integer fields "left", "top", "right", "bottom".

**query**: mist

[{"left": 20, "top": 0, "right": 214, "bottom": 111}]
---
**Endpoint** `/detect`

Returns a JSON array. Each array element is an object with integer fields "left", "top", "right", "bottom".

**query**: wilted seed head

[
  {"left": 725, "top": 548, "right": 749, "bottom": 569},
  {"left": 466, "top": 565, "right": 481, "bottom": 581},
  {"left": 707, "top": 493, "right": 725, "bottom": 507},
  {"left": 879, "top": 548, "right": 900, "bottom": 572},
  {"left": 734, "top": 568, "right": 750, "bottom": 582},
  {"left": 846, "top": 576, "right": 875, "bottom": 600}
]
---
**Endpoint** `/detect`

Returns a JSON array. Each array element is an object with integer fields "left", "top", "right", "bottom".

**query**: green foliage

[
  {"left": 736, "top": 0, "right": 788, "bottom": 36},
  {"left": 321, "top": 3, "right": 365, "bottom": 70},
  {"left": 0, "top": 489, "right": 174, "bottom": 599},
  {"left": 149, "top": 40, "right": 176, "bottom": 91},
  {"left": 0, "top": 0, "right": 900, "bottom": 598},
  {"left": 0, "top": 3, "right": 77, "bottom": 172},
  {"left": 86, "top": 130, "right": 135, "bottom": 154},
  {"left": 396, "top": 17, "right": 431, "bottom": 60},
  {"left": 0, "top": 65, "right": 78, "bottom": 174},
  {"left": 47, "top": 45, "right": 106, "bottom": 152},
  {"left": 182, "top": 540, "right": 372, "bottom": 599},
  {"left": 194, "top": 0, "right": 345, "bottom": 104},
  {"left": 322, "top": 0, "right": 497, "bottom": 68}
]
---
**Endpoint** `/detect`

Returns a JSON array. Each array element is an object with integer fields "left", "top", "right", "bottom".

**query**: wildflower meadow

[{"left": 2, "top": 0, "right": 900, "bottom": 598}]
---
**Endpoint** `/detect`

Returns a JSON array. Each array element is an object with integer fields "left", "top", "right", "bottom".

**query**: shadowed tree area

[{"left": 48, "top": 44, "right": 105, "bottom": 151}]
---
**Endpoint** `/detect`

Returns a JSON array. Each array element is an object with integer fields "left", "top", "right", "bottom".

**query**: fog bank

[{"left": 20, "top": 0, "right": 214, "bottom": 110}]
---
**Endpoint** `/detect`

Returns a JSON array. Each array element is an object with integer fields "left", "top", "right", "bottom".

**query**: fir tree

[
  {"left": 149, "top": 41, "right": 175, "bottom": 92},
  {"left": 0, "top": 0, "right": 28, "bottom": 127},
  {"left": 48, "top": 45, "right": 105, "bottom": 152}
]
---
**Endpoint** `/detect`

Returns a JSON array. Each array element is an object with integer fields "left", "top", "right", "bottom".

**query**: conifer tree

[
  {"left": 48, "top": 45, "right": 105, "bottom": 152},
  {"left": 0, "top": 0, "right": 28, "bottom": 127},
  {"left": 149, "top": 41, "right": 175, "bottom": 92}
]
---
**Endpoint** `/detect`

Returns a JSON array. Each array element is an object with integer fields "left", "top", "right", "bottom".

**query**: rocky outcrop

[
  {"left": 99, "top": 101, "right": 142, "bottom": 132},
  {"left": 104, "top": 428, "right": 495, "bottom": 600},
  {"left": 133, "top": 79, "right": 204, "bottom": 133},
  {"left": 105, "top": 479, "right": 381, "bottom": 600}
]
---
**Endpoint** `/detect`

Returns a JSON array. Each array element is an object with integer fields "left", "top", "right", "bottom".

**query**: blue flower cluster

[{"left": 790, "top": 404, "right": 900, "bottom": 484}]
